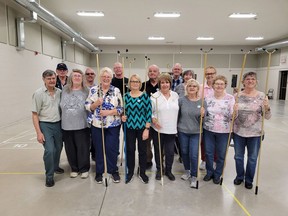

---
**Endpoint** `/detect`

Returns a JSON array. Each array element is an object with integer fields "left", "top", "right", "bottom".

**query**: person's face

[
  {"left": 160, "top": 79, "right": 171, "bottom": 92},
  {"left": 43, "top": 74, "right": 56, "bottom": 88},
  {"left": 172, "top": 65, "right": 182, "bottom": 77},
  {"left": 85, "top": 70, "right": 95, "bottom": 82},
  {"left": 184, "top": 73, "right": 193, "bottom": 82},
  {"left": 113, "top": 64, "right": 123, "bottom": 76},
  {"left": 56, "top": 69, "right": 68, "bottom": 78},
  {"left": 186, "top": 82, "right": 198, "bottom": 95},
  {"left": 129, "top": 77, "right": 141, "bottom": 91},
  {"left": 205, "top": 68, "right": 216, "bottom": 82},
  {"left": 148, "top": 66, "right": 159, "bottom": 80},
  {"left": 101, "top": 72, "right": 112, "bottom": 86},
  {"left": 72, "top": 72, "right": 82, "bottom": 85},
  {"left": 243, "top": 75, "right": 257, "bottom": 89},
  {"left": 213, "top": 79, "right": 226, "bottom": 93}
]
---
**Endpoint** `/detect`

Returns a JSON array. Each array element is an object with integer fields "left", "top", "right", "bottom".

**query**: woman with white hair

[
  {"left": 85, "top": 67, "right": 123, "bottom": 184},
  {"left": 178, "top": 79, "right": 204, "bottom": 188}
]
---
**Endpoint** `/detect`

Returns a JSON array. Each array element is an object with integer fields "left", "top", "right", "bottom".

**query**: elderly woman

[
  {"left": 85, "top": 67, "right": 123, "bottom": 184},
  {"left": 60, "top": 69, "right": 90, "bottom": 179},
  {"left": 178, "top": 79, "right": 204, "bottom": 188},
  {"left": 175, "top": 70, "right": 194, "bottom": 98},
  {"left": 122, "top": 74, "right": 152, "bottom": 184},
  {"left": 150, "top": 73, "right": 179, "bottom": 181},
  {"left": 203, "top": 75, "right": 235, "bottom": 184},
  {"left": 233, "top": 72, "right": 271, "bottom": 189}
]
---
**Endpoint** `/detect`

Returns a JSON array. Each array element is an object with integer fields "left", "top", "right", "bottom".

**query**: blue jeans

[
  {"left": 91, "top": 125, "right": 120, "bottom": 174},
  {"left": 233, "top": 133, "right": 260, "bottom": 184},
  {"left": 178, "top": 132, "right": 199, "bottom": 177},
  {"left": 203, "top": 129, "right": 229, "bottom": 179},
  {"left": 39, "top": 121, "right": 63, "bottom": 180}
]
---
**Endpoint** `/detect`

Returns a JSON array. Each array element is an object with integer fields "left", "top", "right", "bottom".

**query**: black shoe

[
  {"left": 165, "top": 171, "right": 175, "bottom": 181},
  {"left": 155, "top": 170, "right": 162, "bottom": 180},
  {"left": 125, "top": 173, "right": 134, "bottom": 184},
  {"left": 213, "top": 177, "right": 221, "bottom": 184},
  {"left": 45, "top": 178, "right": 55, "bottom": 187},
  {"left": 146, "top": 162, "right": 153, "bottom": 169},
  {"left": 139, "top": 173, "right": 149, "bottom": 184},
  {"left": 112, "top": 172, "right": 121, "bottom": 183},
  {"left": 203, "top": 174, "right": 214, "bottom": 181},
  {"left": 95, "top": 174, "right": 103, "bottom": 184},
  {"left": 233, "top": 178, "right": 243, "bottom": 185},
  {"left": 54, "top": 167, "right": 64, "bottom": 174},
  {"left": 245, "top": 182, "right": 253, "bottom": 189}
]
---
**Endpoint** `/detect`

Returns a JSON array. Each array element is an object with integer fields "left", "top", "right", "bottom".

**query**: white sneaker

[
  {"left": 181, "top": 170, "right": 191, "bottom": 181},
  {"left": 70, "top": 172, "right": 78, "bottom": 178},
  {"left": 199, "top": 161, "right": 206, "bottom": 170},
  {"left": 190, "top": 176, "right": 197, "bottom": 188},
  {"left": 81, "top": 172, "right": 89, "bottom": 179}
]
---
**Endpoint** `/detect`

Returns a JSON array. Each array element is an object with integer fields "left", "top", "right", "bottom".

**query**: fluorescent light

[
  {"left": 246, "top": 37, "right": 264, "bottom": 40},
  {"left": 229, "top": 13, "right": 257, "bottom": 18},
  {"left": 148, "top": 36, "right": 165, "bottom": 40},
  {"left": 98, "top": 36, "right": 115, "bottom": 40},
  {"left": 197, "top": 37, "right": 214, "bottom": 41},
  {"left": 77, "top": 11, "right": 104, "bottom": 17},
  {"left": 154, "top": 12, "right": 180, "bottom": 18}
]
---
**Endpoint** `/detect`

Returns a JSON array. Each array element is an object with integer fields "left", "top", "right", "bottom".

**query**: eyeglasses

[
  {"left": 101, "top": 76, "right": 111, "bottom": 79},
  {"left": 206, "top": 73, "right": 216, "bottom": 76},
  {"left": 85, "top": 73, "right": 95, "bottom": 76},
  {"left": 187, "top": 85, "right": 198, "bottom": 88},
  {"left": 214, "top": 83, "right": 225, "bottom": 86},
  {"left": 130, "top": 80, "right": 140, "bottom": 83},
  {"left": 244, "top": 78, "right": 256, "bottom": 81}
]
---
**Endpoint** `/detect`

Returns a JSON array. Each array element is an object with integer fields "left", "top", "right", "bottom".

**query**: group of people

[{"left": 32, "top": 62, "right": 271, "bottom": 191}]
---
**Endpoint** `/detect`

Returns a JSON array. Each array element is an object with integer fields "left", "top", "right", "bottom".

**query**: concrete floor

[{"left": 0, "top": 100, "right": 287, "bottom": 216}]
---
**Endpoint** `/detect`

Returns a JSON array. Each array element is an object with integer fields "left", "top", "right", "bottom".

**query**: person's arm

[{"left": 32, "top": 112, "right": 45, "bottom": 144}]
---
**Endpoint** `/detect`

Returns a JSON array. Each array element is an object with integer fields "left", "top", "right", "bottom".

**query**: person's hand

[
  {"left": 37, "top": 132, "right": 45, "bottom": 144},
  {"left": 121, "top": 115, "right": 127, "bottom": 122},
  {"left": 142, "top": 129, "right": 149, "bottom": 140}
]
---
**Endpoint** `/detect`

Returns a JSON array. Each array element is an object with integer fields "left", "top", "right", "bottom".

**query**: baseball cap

[{"left": 56, "top": 63, "right": 68, "bottom": 70}]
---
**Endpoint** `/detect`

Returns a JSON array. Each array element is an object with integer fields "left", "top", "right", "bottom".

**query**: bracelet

[{"left": 145, "top": 127, "right": 150, "bottom": 130}]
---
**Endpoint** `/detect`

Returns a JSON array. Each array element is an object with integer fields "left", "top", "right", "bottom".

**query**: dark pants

[
  {"left": 63, "top": 128, "right": 90, "bottom": 173},
  {"left": 91, "top": 125, "right": 120, "bottom": 174},
  {"left": 126, "top": 128, "right": 147, "bottom": 174},
  {"left": 151, "top": 128, "right": 175, "bottom": 172},
  {"left": 39, "top": 121, "right": 63, "bottom": 180}
]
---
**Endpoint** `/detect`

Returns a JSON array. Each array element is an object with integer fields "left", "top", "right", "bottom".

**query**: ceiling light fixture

[
  {"left": 148, "top": 36, "right": 165, "bottom": 40},
  {"left": 229, "top": 13, "right": 257, "bottom": 18},
  {"left": 197, "top": 37, "right": 214, "bottom": 41},
  {"left": 246, "top": 37, "right": 264, "bottom": 40},
  {"left": 77, "top": 11, "right": 104, "bottom": 17},
  {"left": 98, "top": 36, "right": 116, "bottom": 40},
  {"left": 154, "top": 12, "right": 180, "bottom": 18}
]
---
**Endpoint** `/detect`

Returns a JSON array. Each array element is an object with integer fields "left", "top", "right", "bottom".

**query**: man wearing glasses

[
  {"left": 55, "top": 63, "right": 68, "bottom": 90},
  {"left": 199, "top": 66, "right": 217, "bottom": 171}
]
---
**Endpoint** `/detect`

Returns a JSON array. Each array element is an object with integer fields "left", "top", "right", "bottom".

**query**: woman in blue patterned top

[
  {"left": 122, "top": 74, "right": 152, "bottom": 184},
  {"left": 85, "top": 67, "right": 123, "bottom": 184}
]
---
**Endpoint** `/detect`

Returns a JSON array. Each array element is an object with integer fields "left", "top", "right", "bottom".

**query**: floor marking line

[
  {"left": 0, "top": 172, "right": 44, "bottom": 175},
  {"left": 222, "top": 183, "right": 251, "bottom": 216}
]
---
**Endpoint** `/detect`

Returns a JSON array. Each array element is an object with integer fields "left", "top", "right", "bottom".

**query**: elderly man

[
  {"left": 141, "top": 64, "right": 160, "bottom": 169},
  {"left": 32, "top": 70, "right": 63, "bottom": 187},
  {"left": 55, "top": 63, "right": 68, "bottom": 89},
  {"left": 111, "top": 62, "right": 129, "bottom": 96},
  {"left": 171, "top": 63, "right": 183, "bottom": 91},
  {"left": 199, "top": 66, "right": 217, "bottom": 170}
]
